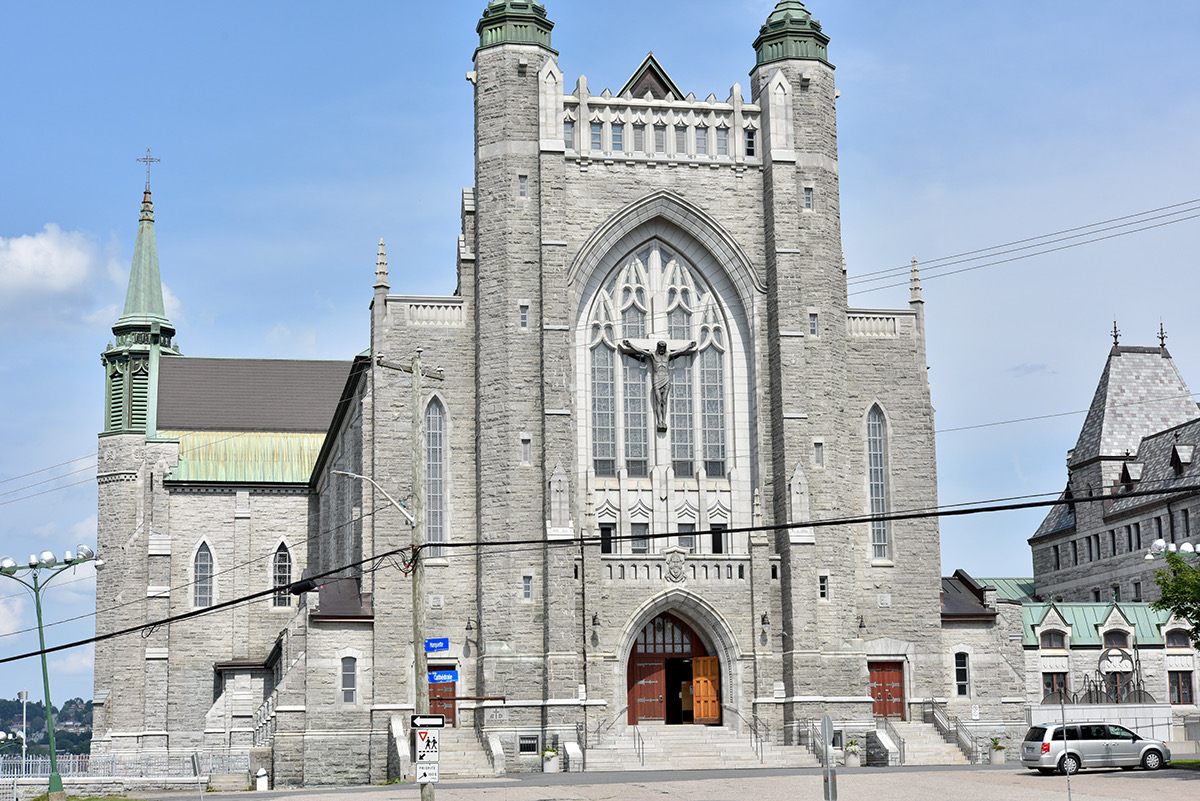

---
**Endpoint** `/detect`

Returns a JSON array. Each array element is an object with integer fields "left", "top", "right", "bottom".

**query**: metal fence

[{"left": 0, "top": 753, "right": 249, "bottom": 779}]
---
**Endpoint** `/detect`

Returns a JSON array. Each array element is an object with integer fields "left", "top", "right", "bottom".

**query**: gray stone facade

[{"left": 93, "top": 3, "right": 954, "bottom": 785}]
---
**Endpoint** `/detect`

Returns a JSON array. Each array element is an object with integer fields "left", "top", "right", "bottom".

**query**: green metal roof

[
  {"left": 477, "top": 1, "right": 554, "bottom": 53},
  {"left": 161, "top": 430, "right": 326, "bottom": 484},
  {"left": 977, "top": 577, "right": 1037, "bottom": 602},
  {"left": 115, "top": 190, "right": 173, "bottom": 331},
  {"left": 1021, "top": 602, "right": 1173, "bottom": 647},
  {"left": 753, "top": 1, "right": 831, "bottom": 67}
]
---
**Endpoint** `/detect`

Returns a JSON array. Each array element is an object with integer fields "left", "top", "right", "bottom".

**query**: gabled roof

[
  {"left": 1070, "top": 346, "right": 1199, "bottom": 467},
  {"left": 1021, "top": 602, "right": 1173, "bottom": 647},
  {"left": 158, "top": 358, "right": 351, "bottom": 433},
  {"left": 619, "top": 53, "right": 684, "bottom": 100},
  {"left": 941, "top": 573, "right": 996, "bottom": 619},
  {"left": 157, "top": 357, "right": 352, "bottom": 485}
]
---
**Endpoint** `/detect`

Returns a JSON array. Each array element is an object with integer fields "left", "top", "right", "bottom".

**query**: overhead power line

[{"left": 3, "top": 480, "right": 1196, "bottom": 666}]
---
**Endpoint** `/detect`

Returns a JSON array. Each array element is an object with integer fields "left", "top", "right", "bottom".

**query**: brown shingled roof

[{"left": 157, "top": 357, "right": 351, "bottom": 433}]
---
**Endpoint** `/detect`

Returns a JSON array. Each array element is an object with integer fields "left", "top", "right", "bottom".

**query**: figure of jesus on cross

[{"left": 619, "top": 338, "right": 697, "bottom": 433}]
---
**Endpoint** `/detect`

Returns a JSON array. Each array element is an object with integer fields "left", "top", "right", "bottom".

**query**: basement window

[{"left": 518, "top": 735, "right": 540, "bottom": 755}]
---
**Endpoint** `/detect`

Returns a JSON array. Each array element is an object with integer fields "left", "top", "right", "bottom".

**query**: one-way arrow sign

[{"left": 411, "top": 714, "right": 446, "bottom": 728}]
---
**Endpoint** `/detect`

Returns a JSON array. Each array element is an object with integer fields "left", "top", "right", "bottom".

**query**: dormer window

[
  {"left": 1103, "top": 630, "right": 1130, "bottom": 649},
  {"left": 1040, "top": 630, "right": 1066, "bottom": 649},
  {"left": 1172, "top": 444, "right": 1194, "bottom": 476},
  {"left": 1120, "top": 461, "right": 1143, "bottom": 489},
  {"left": 1166, "top": 629, "right": 1191, "bottom": 648}
]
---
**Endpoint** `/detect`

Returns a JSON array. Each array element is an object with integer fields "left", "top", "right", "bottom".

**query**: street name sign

[
  {"left": 425, "top": 637, "right": 449, "bottom": 652},
  {"left": 429, "top": 669, "right": 459, "bottom": 684}
]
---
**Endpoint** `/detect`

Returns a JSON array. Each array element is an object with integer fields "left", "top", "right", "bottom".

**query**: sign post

[{"left": 821, "top": 715, "right": 838, "bottom": 801}]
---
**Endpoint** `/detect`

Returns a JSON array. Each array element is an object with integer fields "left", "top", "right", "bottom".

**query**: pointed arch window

[
  {"left": 194, "top": 543, "right": 214, "bottom": 608},
  {"left": 867, "top": 405, "right": 890, "bottom": 559},
  {"left": 272, "top": 543, "right": 292, "bottom": 607},
  {"left": 426, "top": 398, "right": 447, "bottom": 557},
  {"left": 587, "top": 242, "right": 728, "bottom": 480}
]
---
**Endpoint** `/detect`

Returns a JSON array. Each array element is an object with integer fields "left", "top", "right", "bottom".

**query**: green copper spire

[
  {"left": 753, "top": 1, "right": 831, "bottom": 67},
  {"left": 102, "top": 188, "right": 179, "bottom": 436},
  {"left": 477, "top": 1, "right": 554, "bottom": 53},
  {"left": 115, "top": 189, "right": 172, "bottom": 329}
]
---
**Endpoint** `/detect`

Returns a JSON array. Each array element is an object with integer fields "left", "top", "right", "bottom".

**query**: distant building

[{"left": 1031, "top": 342, "right": 1200, "bottom": 604}]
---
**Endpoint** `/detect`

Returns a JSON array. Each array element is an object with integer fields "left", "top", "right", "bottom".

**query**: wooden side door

[
  {"left": 868, "top": 662, "right": 905, "bottom": 719},
  {"left": 693, "top": 656, "right": 720, "bottom": 724},
  {"left": 629, "top": 658, "right": 665, "bottom": 723},
  {"left": 430, "top": 676, "right": 456, "bottom": 727}
]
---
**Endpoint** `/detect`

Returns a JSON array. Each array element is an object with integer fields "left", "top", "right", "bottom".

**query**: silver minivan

[{"left": 1020, "top": 722, "right": 1171, "bottom": 774}]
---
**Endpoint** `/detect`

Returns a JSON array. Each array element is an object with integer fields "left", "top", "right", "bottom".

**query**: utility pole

[{"left": 359, "top": 348, "right": 443, "bottom": 800}]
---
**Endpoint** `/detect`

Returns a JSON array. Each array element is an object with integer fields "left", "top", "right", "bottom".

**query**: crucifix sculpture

[{"left": 619, "top": 338, "right": 697, "bottom": 432}]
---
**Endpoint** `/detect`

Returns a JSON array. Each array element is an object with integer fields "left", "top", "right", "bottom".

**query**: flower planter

[
  {"left": 543, "top": 754, "right": 561, "bottom": 773},
  {"left": 844, "top": 752, "right": 861, "bottom": 768},
  {"left": 989, "top": 749, "right": 1005, "bottom": 766}
]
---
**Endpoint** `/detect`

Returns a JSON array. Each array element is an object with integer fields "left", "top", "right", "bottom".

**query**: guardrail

[
  {"left": 632, "top": 726, "right": 645, "bottom": 767},
  {"left": 0, "top": 753, "right": 249, "bottom": 778},
  {"left": 877, "top": 717, "right": 905, "bottom": 765}
]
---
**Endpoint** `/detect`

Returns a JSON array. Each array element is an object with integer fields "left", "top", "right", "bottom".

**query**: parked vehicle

[{"left": 1020, "top": 722, "right": 1170, "bottom": 774}]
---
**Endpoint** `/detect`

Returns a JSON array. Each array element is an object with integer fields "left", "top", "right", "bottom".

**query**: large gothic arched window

[
  {"left": 588, "top": 242, "right": 728, "bottom": 479},
  {"left": 425, "top": 398, "right": 447, "bottom": 557},
  {"left": 866, "top": 405, "right": 890, "bottom": 559}
]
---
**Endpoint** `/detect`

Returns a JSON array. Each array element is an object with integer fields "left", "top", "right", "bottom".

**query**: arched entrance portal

[{"left": 627, "top": 613, "right": 721, "bottom": 725}]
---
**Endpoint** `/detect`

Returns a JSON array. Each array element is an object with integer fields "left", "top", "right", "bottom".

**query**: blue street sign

[
  {"left": 425, "top": 637, "right": 450, "bottom": 652},
  {"left": 429, "top": 670, "right": 458, "bottom": 684}
]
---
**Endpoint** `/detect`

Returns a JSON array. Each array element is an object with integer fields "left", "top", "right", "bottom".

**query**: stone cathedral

[{"left": 93, "top": 2, "right": 947, "bottom": 784}]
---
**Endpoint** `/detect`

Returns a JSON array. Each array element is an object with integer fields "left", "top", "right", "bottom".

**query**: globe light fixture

[{"left": 0, "top": 543, "right": 102, "bottom": 800}]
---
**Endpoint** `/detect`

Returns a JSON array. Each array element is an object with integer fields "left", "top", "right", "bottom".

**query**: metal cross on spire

[
  {"left": 1111, "top": 320, "right": 1121, "bottom": 347},
  {"left": 1159, "top": 320, "right": 1168, "bottom": 349},
  {"left": 135, "top": 148, "right": 161, "bottom": 190}
]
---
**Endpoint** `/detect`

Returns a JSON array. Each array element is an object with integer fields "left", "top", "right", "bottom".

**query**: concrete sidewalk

[{"left": 137, "top": 764, "right": 1200, "bottom": 801}]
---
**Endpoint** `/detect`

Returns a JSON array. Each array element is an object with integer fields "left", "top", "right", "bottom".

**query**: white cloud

[
  {"left": 49, "top": 643, "right": 94, "bottom": 676},
  {"left": 0, "top": 224, "right": 96, "bottom": 298},
  {"left": 0, "top": 596, "right": 29, "bottom": 637}
]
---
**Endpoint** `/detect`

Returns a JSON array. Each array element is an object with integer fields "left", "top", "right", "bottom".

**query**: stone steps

[
  {"left": 888, "top": 722, "right": 971, "bottom": 765},
  {"left": 421, "top": 728, "right": 497, "bottom": 778},
  {"left": 586, "top": 724, "right": 819, "bottom": 771}
]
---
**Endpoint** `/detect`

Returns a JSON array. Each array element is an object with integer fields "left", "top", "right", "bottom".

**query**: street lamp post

[
  {"left": 0, "top": 545, "right": 104, "bottom": 801},
  {"left": 19, "top": 689, "right": 27, "bottom": 776}
]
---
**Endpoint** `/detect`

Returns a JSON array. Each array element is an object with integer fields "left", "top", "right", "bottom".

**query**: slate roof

[
  {"left": 1032, "top": 487, "right": 1075, "bottom": 540},
  {"left": 1108, "top": 416, "right": 1200, "bottom": 516},
  {"left": 1070, "top": 346, "right": 1199, "bottom": 467},
  {"left": 1021, "top": 602, "right": 1174, "bottom": 647},
  {"left": 158, "top": 358, "right": 351, "bottom": 433}
]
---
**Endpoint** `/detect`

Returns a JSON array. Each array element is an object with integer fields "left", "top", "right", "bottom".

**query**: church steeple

[
  {"left": 116, "top": 189, "right": 173, "bottom": 330},
  {"left": 101, "top": 187, "right": 180, "bottom": 436}
]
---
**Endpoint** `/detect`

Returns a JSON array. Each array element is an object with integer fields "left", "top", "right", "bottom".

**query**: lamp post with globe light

[{"left": 0, "top": 545, "right": 103, "bottom": 800}]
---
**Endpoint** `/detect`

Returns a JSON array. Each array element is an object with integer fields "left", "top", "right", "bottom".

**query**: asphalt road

[{"left": 137, "top": 764, "right": 1200, "bottom": 801}]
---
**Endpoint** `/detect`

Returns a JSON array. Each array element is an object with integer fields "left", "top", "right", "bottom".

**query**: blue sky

[{"left": 1, "top": 1, "right": 1198, "bottom": 702}]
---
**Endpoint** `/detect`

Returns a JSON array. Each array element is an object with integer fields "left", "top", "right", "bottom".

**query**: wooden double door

[
  {"left": 868, "top": 661, "right": 905, "bottom": 719},
  {"left": 628, "top": 614, "right": 720, "bottom": 725}
]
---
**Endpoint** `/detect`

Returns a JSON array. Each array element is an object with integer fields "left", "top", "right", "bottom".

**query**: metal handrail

[
  {"left": 925, "top": 700, "right": 978, "bottom": 763},
  {"left": 722, "top": 704, "right": 769, "bottom": 762},
  {"left": 806, "top": 718, "right": 828, "bottom": 766},
  {"left": 632, "top": 725, "right": 645, "bottom": 766},
  {"left": 877, "top": 717, "right": 905, "bottom": 765},
  {"left": 589, "top": 706, "right": 629, "bottom": 748},
  {"left": 953, "top": 716, "right": 980, "bottom": 764}
]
